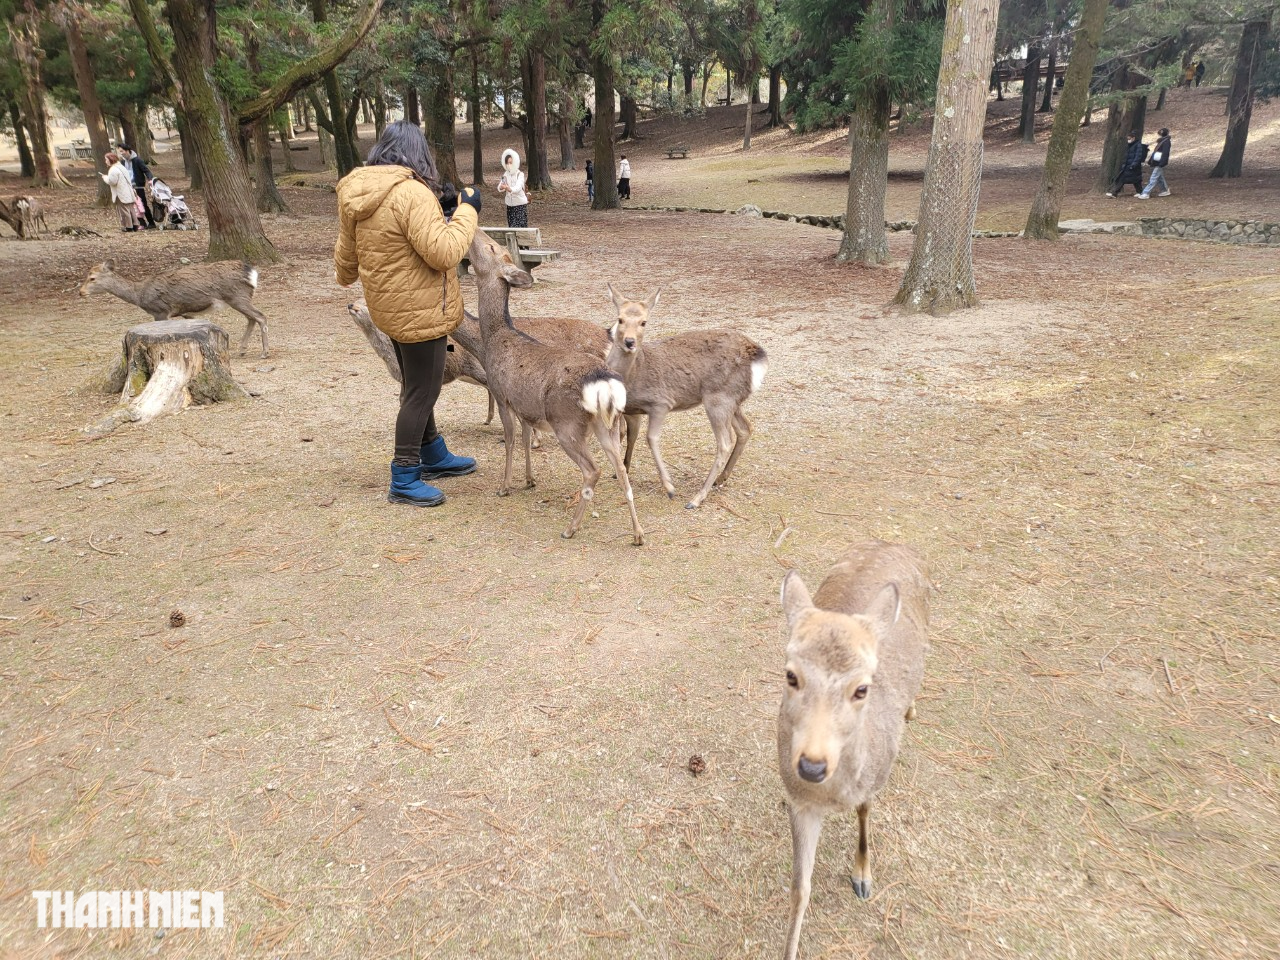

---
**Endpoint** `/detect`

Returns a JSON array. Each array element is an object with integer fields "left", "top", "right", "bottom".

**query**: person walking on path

[
  {"left": 118, "top": 144, "right": 156, "bottom": 229},
  {"left": 1137, "top": 128, "right": 1172, "bottom": 199},
  {"left": 102, "top": 151, "right": 139, "bottom": 232},
  {"left": 1106, "top": 132, "right": 1149, "bottom": 197},
  {"left": 497, "top": 148, "right": 529, "bottom": 228},
  {"left": 334, "top": 121, "right": 482, "bottom": 507},
  {"left": 1181, "top": 64, "right": 1196, "bottom": 88},
  {"left": 585, "top": 159, "right": 594, "bottom": 202},
  {"left": 617, "top": 154, "right": 631, "bottom": 200},
  {"left": 1195, "top": 61, "right": 1206, "bottom": 86}
]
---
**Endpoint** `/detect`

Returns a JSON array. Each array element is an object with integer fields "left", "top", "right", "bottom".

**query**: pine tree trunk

[
  {"left": 8, "top": 4, "right": 71, "bottom": 188},
  {"left": 1209, "top": 19, "right": 1269, "bottom": 179},
  {"left": 522, "top": 51, "right": 553, "bottom": 189},
  {"left": 174, "top": 113, "right": 200, "bottom": 188},
  {"left": 1024, "top": 0, "right": 1108, "bottom": 240},
  {"left": 1096, "top": 66, "right": 1144, "bottom": 191},
  {"left": 837, "top": 85, "right": 891, "bottom": 264},
  {"left": 138, "top": 102, "right": 157, "bottom": 161},
  {"left": 1039, "top": 38, "right": 1057, "bottom": 112},
  {"left": 620, "top": 94, "right": 638, "bottom": 140},
  {"left": 683, "top": 63, "right": 695, "bottom": 96},
  {"left": 1155, "top": 86, "right": 1166, "bottom": 110},
  {"left": 1018, "top": 44, "right": 1040, "bottom": 142},
  {"left": 120, "top": 106, "right": 140, "bottom": 154},
  {"left": 591, "top": 1, "right": 620, "bottom": 211},
  {"left": 405, "top": 84, "right": 422, "bottom": 125},
  {"left": 743, "top": 82, "right": 755, "bottom": 149},
  {"left": 372, "top": 84, "right": 387, "bottom": 139},
  {"left": 423, "top": 59, "right": 459, "bottom": 186},
  {"left": 470, "top": 51, "right": 483, "bottom": 184},
  {"left": 252, "top": 119, "right": 288, "bottom": 212},
  {"left": 309, "top": 0, "right": 356, "bottom": 175},
  {"left": 62, "top": 15, "right": 113, "bottom": 205},
  {"left": 894, "top": 0, "right": 1001, "bottom": 314},
  {"left": 767, "top": 65, "right": 782, "bottom": 127},
  {"left": 165, "top": 0, "right": 277, "bottom": 263},
  {"left": 701, "top": 63, "right": 713, "bottom": 106},
  {"left": 302, "top": 97, "right": 313, "bottom": 131},
  {"left": 559, "top": 90, "right": 576, "bottom": 170},
  {"left": 7, "top": 101, "right": 36, "bottom": 178},
  {"left": 277, "top": 115, "right": 296, "bottom": 171}
]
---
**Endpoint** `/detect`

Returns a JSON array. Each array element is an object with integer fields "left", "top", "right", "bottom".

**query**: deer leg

[
  {"left": 531, "top": 427, "right": 542, "bottom": 449},
  {"left": 784, "top": 804, "right": 824, "bottom": 960},
  {"left": 687, "top": 398, "right": 736, "bottom": 510},
  {"left": 851, "top": 802, "right": 873, "bottom": 900},
  {"left": 557, "top": 428, "right": 599, "bottom": 540},
  {"left": 905, "top": 701, "right": 917, "bottom": 722},
  {"left": 595, "top": 420, "right": 645, "bottom": 546},
  {"left": 623, "top": 414, "right": 642, "bottom": 469},
  {"left": 521, "top": 421, "right": 536, "bottom": 489},
  {"left": 643, "top": 409, "right": 677, "bottom": 499},
  {"left": 495, "top": 403, "right": 517, "bottom": 496},
  {"left": 717, "top": 408, "right": 753, "bottom": 485},
  {"left": 237, "top": 305, "right": 270, "bottom": 358},
  {"left": 484, "top": 390, "right": 495, "bottom": 425}
]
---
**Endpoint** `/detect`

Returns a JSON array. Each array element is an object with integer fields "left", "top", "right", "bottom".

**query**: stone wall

[{"left": 1138, "top": 217, "right": 1280, "bottom": 245}]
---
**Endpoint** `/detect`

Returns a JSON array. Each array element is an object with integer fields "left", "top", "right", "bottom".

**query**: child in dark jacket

[{"left": 1106, "top": 133, "right": 1148, "bottom": 197}]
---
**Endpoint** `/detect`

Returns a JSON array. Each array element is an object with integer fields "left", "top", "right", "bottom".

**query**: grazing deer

[
  {"left": 15, "top": 196, "right": 48, "bottom": 236},
  {"left": 777, "top": 540, "right": 931, "bottom": 960},
  {"left": 81, "top": 259, "right": 270, "bottom": 358},
  {"left": 605, "top": 285, "right": 767, "bottom": 509},
  {"left": 464, "top": 234, "right": 644, "bottom": 545}
]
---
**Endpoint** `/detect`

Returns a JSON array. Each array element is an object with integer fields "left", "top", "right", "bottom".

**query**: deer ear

[
  {"left": 502, "top": 262, "right": 534, "bottom": 288},
  {"left": 608, "top": 283, "right": 625, "bottom": 310},
  {"left": 103, "top": 258, "right": 115, "bottom": 270},
  {"left": 781, "top": 570, "right": 814, "bottom": 630},
  {"left": 646, "top": 288, "right": 661, "bottom": 311},
  {"left": 864, "top": 582, "right": 901, "bottom": 628}
]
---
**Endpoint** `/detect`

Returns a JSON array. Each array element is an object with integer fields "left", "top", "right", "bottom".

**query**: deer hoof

[
  {"left": 850, "top": 878, "right": 872, "bottom": 900},
  {"left": 496, "top": 488, "right": 510, "bottom": 498},
  {"left": 525, "top": 480, "right": 536, "bottom": 489},
  {"left": 633, "top": 534, "right": 645, "bottom": 546},
  {"left": 685, "top": 502, "right": 700, "bottom": 510},
  {"left": 666, "top": 490, "right": 676, "bottom": 500},
  {"left": 561, "top": 529, "right": 576, "bottom": 540}
]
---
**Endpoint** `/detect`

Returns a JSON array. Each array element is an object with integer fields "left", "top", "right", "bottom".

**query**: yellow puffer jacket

[{"left": 334, "top": 165, "right": 478, "bottom": 343}]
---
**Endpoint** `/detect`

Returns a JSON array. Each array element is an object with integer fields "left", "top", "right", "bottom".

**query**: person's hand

[{"left": 459, "top": 186, "right": 481, "bottom": 214}]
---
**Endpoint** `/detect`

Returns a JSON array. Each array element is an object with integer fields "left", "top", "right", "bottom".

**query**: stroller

[{"left": 150, "top": 178, "right": 198, "bottom": 230}]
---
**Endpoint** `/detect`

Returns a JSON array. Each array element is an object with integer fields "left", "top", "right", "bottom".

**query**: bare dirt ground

[{"left": 1, "top": 95, "right": 1278, "bottom": 959}]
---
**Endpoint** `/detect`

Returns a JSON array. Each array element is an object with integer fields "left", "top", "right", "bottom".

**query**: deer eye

[
  {"left": 785, "top": 670, "right": 798, "bottom": 688},
  {"left": 640, "top": 320, "right": 646, "bottom": 327},
  {"left": 852, "top": 685, "right": 869, "bottom": 700}
]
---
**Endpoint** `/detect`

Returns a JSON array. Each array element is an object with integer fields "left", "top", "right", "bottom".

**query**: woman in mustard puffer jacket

[{"left": 335, "top": 122, "right": 482, "bottom": 507}]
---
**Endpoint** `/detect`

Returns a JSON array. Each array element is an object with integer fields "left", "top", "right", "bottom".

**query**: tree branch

[
  {"left": 237, "top": 0, "right": 384, "bottom": 125},
  {"left": 126, "top": 0, "right": 179, "bottom": 103},
  {"left": 306, "top": 87, "right": 334, "bottom": 133}
]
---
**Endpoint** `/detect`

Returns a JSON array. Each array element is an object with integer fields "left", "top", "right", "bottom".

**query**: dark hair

[
  {"left": 620, "top": 153, "right": 627, "bottom": 159},
  {"left": 366, "top": 121, "right": 441, "bottom": 190},
  {"left": 1158, "top": 127, "right": 1169, "bottom": 137}
]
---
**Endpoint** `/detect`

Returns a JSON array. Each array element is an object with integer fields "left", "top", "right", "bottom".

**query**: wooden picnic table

[
  {"left": 459, "top": 226, "right": 560, "bottom": 278},
  {"left": 665, "top": 146, "right": 690, "bottom": 159}
]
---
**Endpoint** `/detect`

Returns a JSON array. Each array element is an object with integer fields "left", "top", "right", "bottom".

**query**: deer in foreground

[
  {"left": 81, "top": 259, "right": 270, "bottom": 358},
  {"left": 605, "top": 285, "right": 767, "bottom": 509},
  {"left": 347, "top": 301, "right": 487, "bottom": 391},
  {"left": 777, "top": 540, "right": 931, "bottom": 960},
  {"left": 462, "top": 234, "right": 643, "bottom": 545}
]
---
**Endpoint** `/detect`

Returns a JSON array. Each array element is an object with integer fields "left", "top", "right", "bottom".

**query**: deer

[
  {"left": 15, "top": 196, "right": 48, "bottom": 236},
  {"left": 347, "top": 301, "right": 488, "bottom": 391},
  {"left": 777, "top": 540, "right": 931, "bottom": 960},
  {"left": 460, "top": 233, "right": 644, "bottom": 545},
  {"left": 605, "top": 284, "right": 767, "bottom": 509},
  {"left": 81, "top": 259, "right": 270, "bottom": 358}
]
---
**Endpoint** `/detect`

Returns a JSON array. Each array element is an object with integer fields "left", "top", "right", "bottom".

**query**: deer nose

[
  {"left": 624, "top": 337, "right": 636, "bottom": 349},
  {"left": 797, "top": 755, "right": 827, "bottom": 783}
]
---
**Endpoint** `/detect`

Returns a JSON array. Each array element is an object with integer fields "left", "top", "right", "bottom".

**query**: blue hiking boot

[
  {"left": 388, "top": 462, "right": 445, "bottom": 507},
  {"left": 420, "top": 435, "right": 476, "bottom": 480}
]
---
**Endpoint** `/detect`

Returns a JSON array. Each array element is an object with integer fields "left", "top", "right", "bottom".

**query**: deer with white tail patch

[
  {"left": 777, "top": 539, "right": 931, "bottom": 960},
  {"left": 605, "top": 285, "right": 766, "bottom": 509}
]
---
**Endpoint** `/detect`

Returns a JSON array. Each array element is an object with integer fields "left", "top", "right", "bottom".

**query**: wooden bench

[
  {"left": 287, "top": 143, "right": 309, "bottom": 152},
  {"left": 458, "top": 226, "right": 560, "bottom": 279},
  {"left": 716, "top": 96, "right": 731, "bottom": 106},
  {"left": 54, "top": 146, "right": 73, "bottom": 160},
  {"left": 665, "top": 146, "right": 689, "bottom": 159},
  {"left": 73, "top": 145, "right": 95, "bottom": 160}
]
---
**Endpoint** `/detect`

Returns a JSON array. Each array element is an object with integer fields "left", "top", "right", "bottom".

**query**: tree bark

[
  {"left": 309, "top": 0, "right": 358, "bottom": 176},
  {"left": 894, "top": 0, "right": 1001, "bottom": 314},
  {"left": 423, "top": 58, "right": 459, "bottom": 186},
  {"left": 701, "top": 61, "right": 713, "bottom": 106},
  {"left": 1024, "top": 0, "right": 1108, "bottom": 240},
  {"left": 277, "top": 114, "right": 296, "bottom": 172},
  {"left": 404, "top": 85, "right": 420, "bottom": 126},
  {"left": 8, "top": 3, "right": 71, "bottom": 188},
  {"left": 7, "top": 101, "right": 36, "bottom": 178},
  {"left": 620, "top": 94, "right": 638, "bottom": 139},
  {"left": 837, "top": 0, "right": 893, "bottom": 264},
  {"left": 1018, "top": 43, "right": 1041, "bottom": 142},
  {"left": 1039, "top": 37, "right": 1057, "bottom": 112},
  {"left": 1096, "top": 65, "right": 1144, "bottom": 191},
  {"left": 767, "top": 65, "right": 783, "bottom": 127},
  {"left": 558, "top": 90, "right": 576, "bottom": 170},
  {"left": 372, "top": 83, "right": 387, "bottom": 139},
  {"left": 521, "top": 50, "right": 553, "bottom": 189},
  {"left": 158, "top": 0, "right": 278, "bottom": 262},
  {"left": 591, "top": 1, "right": 620, "bottom": 210},
  {"left": 683, "top": 62, "right": 695, "bottom": 96},
  {"left": 1209, "top": 19, "right": 1269, "bottom": 179},
  {"left": 61, "top": 13, "right": 113, "bottom": 205},
  {"left": 470, "top": 50, "right": 483, "bottom": 184},
  {"left": 245, "top": 30, "right": 287, "bottom": 214}
]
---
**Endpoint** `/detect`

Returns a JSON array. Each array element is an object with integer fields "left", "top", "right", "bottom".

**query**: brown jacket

[{"left": 334, "top": 165, "right": 478, "bottom": 343}]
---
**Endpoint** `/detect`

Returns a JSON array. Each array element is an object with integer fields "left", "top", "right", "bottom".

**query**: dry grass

[{"left": 1, "top": 101, "right": 1278, "bottom": 959}]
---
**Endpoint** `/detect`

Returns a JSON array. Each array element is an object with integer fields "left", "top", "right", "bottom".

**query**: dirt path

[{"left": 1, "top": 126, "right": 1278, "bottom": 959}]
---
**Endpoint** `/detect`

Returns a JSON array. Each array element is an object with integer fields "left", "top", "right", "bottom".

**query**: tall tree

[
  {"left": 7, "top": 0, "right": 71, "bottom": 187},
  {"left": 244, "top": 25, "right": 288, "bottom": 214},
  {"left": 57, "top": 3, "right": 112, "bottom": 204},
  {"left": 894, "top": 0, "right": 1002, "bottom": 313},
  {"left": 1209, "top": 18, "right": 1272, "bottom": 179},
  {"left": 309, "top": 0, "right": 359, "bottom": 176},
  {"left": 590, "top": 0, "right": 620, "bottom": 209},
  {"left": 5, "top": 100, "right": 36, "bottom": 177},
  {"left": 1023, "top": 0, "right": 1108, "bottom": 239},
  {"left": 1018, "top": 38, "right": 1041, "bottom": 141}
]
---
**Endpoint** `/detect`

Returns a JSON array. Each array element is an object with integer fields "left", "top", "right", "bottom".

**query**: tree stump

[{"left": 85, "top": 320, "right": 246, "bottom": 438}]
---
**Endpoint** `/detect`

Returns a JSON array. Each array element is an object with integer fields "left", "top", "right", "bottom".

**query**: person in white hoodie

[
  {"left": 617, "top": 154, "right": 631, "bottom": 200},
  {"left": 102, "top": 151, "right": 139, "bottom": 232},
  {"left": 496, "top": 148, "right": 529, "bottom": 227}
]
